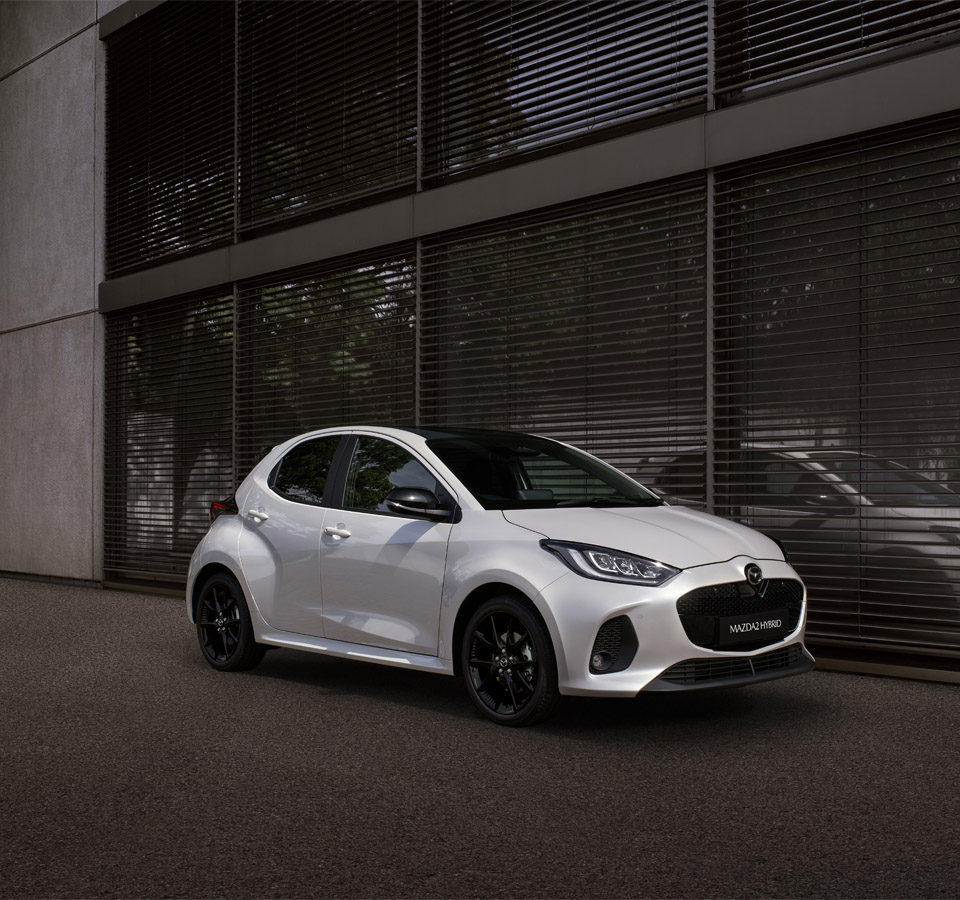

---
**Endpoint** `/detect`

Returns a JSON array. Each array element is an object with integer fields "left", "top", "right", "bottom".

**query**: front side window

[
  {"left": 343, "top": 437, "right": 449, "bottom": 513},
  {"left": 271, "top": 436, "right": 341, "bottom": 505},
  {"left": 427, "top": 433, "right": 661, "bottom": 510}
]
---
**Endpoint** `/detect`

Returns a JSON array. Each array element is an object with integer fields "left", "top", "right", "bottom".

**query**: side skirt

[{"left": 256, "top": 629, "right": 456, "bottom": 676}]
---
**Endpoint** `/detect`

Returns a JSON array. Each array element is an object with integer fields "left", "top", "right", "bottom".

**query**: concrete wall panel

[
  {"left": 0, "top": 0, "right": 95, "bottom": 78},
  {"left": 97, "top": 1, "right": 129, "bottom": 19},
  {"left": 0, "top": 26, "right": 97, "bottom": 331},
  {"left": 706, "top": 44, "right": 960, "bottom": 169},
  {"left": 0, "top": 314, "right": 100, "bottom": 580}
]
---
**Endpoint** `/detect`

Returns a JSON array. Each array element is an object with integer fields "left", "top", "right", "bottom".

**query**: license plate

[{"left": 718, "top": 608, "right": 790, "bottom": 646}]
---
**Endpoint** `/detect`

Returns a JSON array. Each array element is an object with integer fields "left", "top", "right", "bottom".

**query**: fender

[
  {"left": 437, "top": 531, "right": 570, "bottom": 681},
  {"left": 186, "top": 515, "right": 248, "bottom": 623}
]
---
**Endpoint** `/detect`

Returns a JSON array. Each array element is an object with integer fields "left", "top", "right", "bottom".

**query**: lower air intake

[
  {"left": 659, "top": 644, "right": 807, "bottom": 686},
  {"left": 589, "top": 615, "right": 638, "bottom": 674}
]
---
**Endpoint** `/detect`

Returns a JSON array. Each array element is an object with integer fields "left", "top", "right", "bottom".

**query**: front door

[{"left": 320, "top": 436, "right": 453, "bottom": 655}]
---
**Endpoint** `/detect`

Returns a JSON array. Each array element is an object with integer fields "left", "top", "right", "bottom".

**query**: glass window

[
  {"left": 427, "top": 433, "right": 661, "bottom": 510},
  {"left": 343, "top": 437, "right": 448, "bottom": 513},
  {"left": 271, "top": 436, "right": 341, "bottom": 505}
]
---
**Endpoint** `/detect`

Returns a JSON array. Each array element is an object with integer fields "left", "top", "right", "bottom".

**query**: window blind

[
  {"left": 235, "top": 249, "right": 417, "bottom": 477},
  {"left": 420, "top": 176, "right": 707, "bottom": 486},
  {"left": 237, "top": 0, "right": 417, "bottom": 231},
  {"left": 422, "top": 0, "right": 708, "bottom": 180},
  {"left": 104, "top": 292, "right": 235, "bottom": 584},
  {"left": 104, "top": 0, "right": 235, "bottom": 274},
  {"left": 715, "top": 0, "right": 960, "bottom": 98},
  {"left": 715, "top": 112, "right": 960, "bottom": 655}
]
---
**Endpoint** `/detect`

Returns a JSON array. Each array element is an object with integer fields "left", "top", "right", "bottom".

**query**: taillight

[{"left": 209, "top": 495, "right": 238, "bottom": 524}]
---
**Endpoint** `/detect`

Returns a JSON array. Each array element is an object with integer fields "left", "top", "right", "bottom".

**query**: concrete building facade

[
  {"left": 3, "top": 0, "right": 960, "bottom": 662},
  {"left": 0, "top": 1, "right": 122, "bottom": 581}
]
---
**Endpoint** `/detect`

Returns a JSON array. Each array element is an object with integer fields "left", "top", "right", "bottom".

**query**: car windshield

[
  {"left": 808, "top": 455, "right": 960, "bottom": 508},
  {"left": 426, "top": 434, "right": 663, "bottom": 510}
]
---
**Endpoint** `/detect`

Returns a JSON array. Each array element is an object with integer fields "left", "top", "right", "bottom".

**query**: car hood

[{"left": 501, "top": 505, "right": 784, "bottom": 570}]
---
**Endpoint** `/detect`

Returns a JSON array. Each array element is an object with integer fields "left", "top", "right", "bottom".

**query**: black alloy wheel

[
  {"left": 461, "top": 594, "right": 559, "bottom": 726},
  {"left": 196, "top": 572, "right": 266, "bottom": 672}
]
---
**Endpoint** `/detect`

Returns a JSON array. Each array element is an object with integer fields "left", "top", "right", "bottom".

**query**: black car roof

[{"left": 398, "top": 425, "right": 545, "bottom": 441}]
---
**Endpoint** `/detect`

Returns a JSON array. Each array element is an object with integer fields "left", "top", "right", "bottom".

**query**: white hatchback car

[{"left": 188, "top": 426, "right": 814, "bottom": 725}]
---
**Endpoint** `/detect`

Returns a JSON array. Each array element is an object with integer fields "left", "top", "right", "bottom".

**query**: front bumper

[
  {"left": 538, "top": 555, "right": 812, "bottom": 697},
  {"left": 642, "top": 642, "right": 815, "bottom": 691}
]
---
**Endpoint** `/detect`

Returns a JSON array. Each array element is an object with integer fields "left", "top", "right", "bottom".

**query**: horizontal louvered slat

[
  {"left": 420, "top": 176, "right": 707, "bottom": 492},
  {"left": 715, "top": 0, "right": 960, "bottom": 97},
  {"left": 422, "top": 0, "right": 708, "bottom": 181},
  {"left": 237, "top": 0, "right": 417, "bottom": 231},
  {"left": 104, "top": 1, "right": 235, "bottom": 274},
  {"left": 235, "top": 248, "right": 417, "bottom": 476},
  {"left": 715, "top": 112, "right": 960, "bottom": 654},
  {"left": 104, "top": 293, "right": 235, "bottom": 583}
]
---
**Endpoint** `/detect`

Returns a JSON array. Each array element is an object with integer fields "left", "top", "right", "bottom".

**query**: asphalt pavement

[{"left": 1, "top": 576, "right": 958, "bottom": 899}]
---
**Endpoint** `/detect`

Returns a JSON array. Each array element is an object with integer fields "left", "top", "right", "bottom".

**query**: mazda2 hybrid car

[{"left": 188, "top": 427, "right": 814, "bottom": 725}]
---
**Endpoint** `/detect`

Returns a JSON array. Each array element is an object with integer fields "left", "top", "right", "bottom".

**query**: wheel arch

[
  {"left": 451, "top": 582, "right": 555, "bottom": 677},
  {"left": 189, "top": 562, "right": 245, "bottom": 623}
]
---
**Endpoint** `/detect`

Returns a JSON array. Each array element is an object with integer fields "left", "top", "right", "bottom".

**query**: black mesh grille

[
  {"left": 660, "top": 644, "right": 806, "bottom": 686},
  {"left": 676, "top": 579, "right": 804, "bottom": 650},
  {"left": 589, "top": 615, "right": 638, "bottom": 674},
  {"left": 678, "top": 579, "right": 803, "bottom": 616},
  {"left": 592, "top": 618, "right": 623, "bottom": 657}
]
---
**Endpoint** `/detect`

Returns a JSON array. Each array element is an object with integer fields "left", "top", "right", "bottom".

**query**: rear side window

[{"left": 271, "top": 436, "right": 341, "bottom": 505}]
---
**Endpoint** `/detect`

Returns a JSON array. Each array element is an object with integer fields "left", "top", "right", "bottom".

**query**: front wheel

[
  {"left": 196, "top": 572, "right": 266, "bottom": 672},
  {"left": 461, "top": 595, "right": 560, "bottom": 726}
]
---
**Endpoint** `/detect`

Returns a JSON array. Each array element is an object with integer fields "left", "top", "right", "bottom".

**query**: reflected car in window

[
  {"left": 637, "top": 446, "right": 960, "bottom": 647},
  {"left": 188, "top": 427, "right": 814, "bottom": 725}
]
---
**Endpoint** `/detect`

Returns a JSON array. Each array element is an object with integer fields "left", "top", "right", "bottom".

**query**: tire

[
  {"left": 461, "top": 594, "right": 560, "bottom": 726},
  {"left": 195, "top": 571, "right": 266, "bottom": 672}
]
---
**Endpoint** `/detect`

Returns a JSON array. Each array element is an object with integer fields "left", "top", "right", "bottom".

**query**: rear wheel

[
  {"left": 196, "top": 572, "right": 266, "bottom": 672},
  {"left": 461, "top": 594, "right": 560, "bottom": 726}
]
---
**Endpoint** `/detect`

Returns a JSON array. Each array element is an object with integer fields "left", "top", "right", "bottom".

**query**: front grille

[
  {"left": 676, "top": 578, "right": 803, "bottom": 651},
  {"left": 589, "top": 615, "right": 638, "bottom": 674},
  {"left": 660, "top": 644, "right": 806, "bottom": 686}
]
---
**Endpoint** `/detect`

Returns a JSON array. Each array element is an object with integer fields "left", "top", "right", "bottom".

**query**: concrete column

[{"left": 0, "top": 1, "right": 103, "bottom": 581}]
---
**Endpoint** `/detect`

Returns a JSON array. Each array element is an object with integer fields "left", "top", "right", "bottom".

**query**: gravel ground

[{"left": 1, "top": 577, "right": 958, "bottom": 899}]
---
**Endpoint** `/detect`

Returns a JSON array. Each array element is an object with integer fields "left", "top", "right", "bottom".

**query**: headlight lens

[{"left": 540, "top": 540, "right": 680, "bottom": 586}]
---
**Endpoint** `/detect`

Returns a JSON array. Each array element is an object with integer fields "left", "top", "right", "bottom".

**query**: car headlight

[{"left": 540, "top": 540, "right": 680, "bottom": 586}]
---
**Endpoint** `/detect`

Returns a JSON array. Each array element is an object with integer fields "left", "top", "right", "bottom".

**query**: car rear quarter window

[{"left": 271, "top": 436, "right": 341, "bottom": 505}]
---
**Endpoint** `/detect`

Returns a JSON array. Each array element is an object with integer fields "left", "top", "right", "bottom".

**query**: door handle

[
  {"left": 247, "top": 508, "right": 269, "bottom": 522},
  {"left": 324, "top": 525, "right": 351, "bottom": 540}
]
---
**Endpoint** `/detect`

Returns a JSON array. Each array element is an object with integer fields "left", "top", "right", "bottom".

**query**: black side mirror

[{"left": 385, "top": 487, "right": 449, "bottom": 520}]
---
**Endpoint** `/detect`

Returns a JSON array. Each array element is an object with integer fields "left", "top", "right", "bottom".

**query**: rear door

[{"left": 238, "top": 434, "right": 346, "bottom": 636}]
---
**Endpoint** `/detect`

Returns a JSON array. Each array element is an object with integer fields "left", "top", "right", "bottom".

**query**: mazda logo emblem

[{"left": 745, "top": 564, "right": 763, "bottom": 586}]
